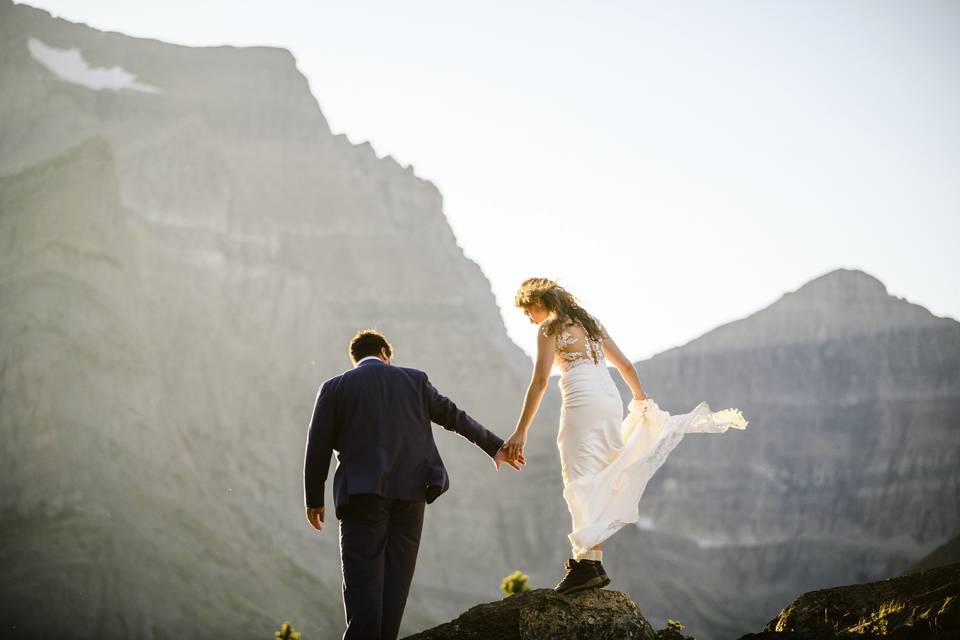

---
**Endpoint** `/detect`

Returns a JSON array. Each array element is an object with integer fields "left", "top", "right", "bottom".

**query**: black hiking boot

[
  {"left": 554, "top": 558, "right": 605, "bottom": 594},
  {"left": 585, "top": 559, "right": 611, "bottom": 588}
]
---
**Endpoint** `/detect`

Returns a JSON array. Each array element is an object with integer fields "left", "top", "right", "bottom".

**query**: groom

[{"left": 303, "top": 329, "right": 520, "bottom": 640}]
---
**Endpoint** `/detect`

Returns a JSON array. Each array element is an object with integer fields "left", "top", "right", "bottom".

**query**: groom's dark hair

[{"left": 349, "top": 329, "right": 393, "bottom": 365}]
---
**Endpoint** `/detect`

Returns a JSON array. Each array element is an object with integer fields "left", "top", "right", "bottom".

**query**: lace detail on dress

[{"left": 553, "top": 321, "right": 604, "bottom": 374}]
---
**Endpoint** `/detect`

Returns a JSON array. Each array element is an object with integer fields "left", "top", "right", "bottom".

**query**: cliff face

[
  {"left": 2, "top": 3, "right": 958, "bottom": 640},
  {"left": 636, "top": 269, "right": 959, "bottom": 546},
  {"left": 0, "top": 2, "right": 541, "bottom": 637}
]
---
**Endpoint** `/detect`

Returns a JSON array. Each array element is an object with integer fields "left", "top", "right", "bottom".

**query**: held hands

[
  {"left": 493, "top": 446, "right": 524, "bottom": 471},
  {"left": 305, "top": 506, "right": 325, "bottom": 533},
  {"left": 501, "top": 429, "right": 528, "bottom": 468}
]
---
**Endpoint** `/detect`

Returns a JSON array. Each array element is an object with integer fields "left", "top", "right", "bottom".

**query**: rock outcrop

[
  {"left": 408, "top": 565, "right": 959, "bottom": 640},
  {"left": 402, "top": 589, "right": 686, "bottom": 640},
  {"left": 740, "top": 562, "right": 960, "bottom": 639}
]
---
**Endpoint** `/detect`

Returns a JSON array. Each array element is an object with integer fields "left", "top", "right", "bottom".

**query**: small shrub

[
  {"left": 274, "top": 621, "right": 301, "bottom": 640},
  {"left": 501, "top": 570, "right": 531, "bottom": 596}
]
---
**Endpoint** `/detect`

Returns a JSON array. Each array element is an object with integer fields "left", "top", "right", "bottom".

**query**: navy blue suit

[{"left": 303, "top": 357, "right": 504, "bottom": 640}]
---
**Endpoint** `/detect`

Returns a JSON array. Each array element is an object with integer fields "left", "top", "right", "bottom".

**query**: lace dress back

[{"left": 552, "top": 320, "right": 605, "bottom": 374}]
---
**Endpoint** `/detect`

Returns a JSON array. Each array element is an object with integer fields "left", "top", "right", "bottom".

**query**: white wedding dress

[{"left": 552, "top": 320, "right": 748, "bottom": 560}]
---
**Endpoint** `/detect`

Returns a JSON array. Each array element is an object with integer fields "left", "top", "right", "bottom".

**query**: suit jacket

[{"left": 303, "top": 358, "right": 504, "bottom": 517}]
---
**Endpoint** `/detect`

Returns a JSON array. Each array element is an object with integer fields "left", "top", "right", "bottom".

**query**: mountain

[
  {"left": 2, "top": 3, "right": 958, "bottom": 639},
  {"left": 0, "top": 2, "right": 542, "bottom": 637},
  {"left": 668, "top": 268, "right": 955, "bottom": 354},
  {"left": 592, "top": 268, "right": 960, "bottom": 638}
]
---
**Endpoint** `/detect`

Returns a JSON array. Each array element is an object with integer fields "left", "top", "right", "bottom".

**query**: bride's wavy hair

[{"left": 514, "top": 277, "right": 603, "bottom": 342}]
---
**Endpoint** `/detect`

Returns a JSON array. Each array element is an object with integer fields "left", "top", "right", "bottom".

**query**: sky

[{"left": 19, "top": 0, "right": 960, "bottom": 360}]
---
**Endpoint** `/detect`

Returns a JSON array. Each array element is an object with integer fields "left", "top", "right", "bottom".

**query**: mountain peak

[
  {"left": 660, "top": 268, "right": 955, "bottom": 357},
  {"left": 796, "top": 268, "right": 889, "bottom": 299}
]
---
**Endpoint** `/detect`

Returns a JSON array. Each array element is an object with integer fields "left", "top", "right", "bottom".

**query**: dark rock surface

[
  {"left": 408, "top": 565, "right": 959, "bottom": 640},
  {"left": 402, "top": 589, "right": 660, "bottom": 640},
  {"left": 740, "top": 562, "right": 960, "bottom": 639}
]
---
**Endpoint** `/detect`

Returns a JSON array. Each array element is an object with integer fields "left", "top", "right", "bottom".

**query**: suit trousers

[{"left": 338, "top": 493, "right": 425, "bottom": 640}]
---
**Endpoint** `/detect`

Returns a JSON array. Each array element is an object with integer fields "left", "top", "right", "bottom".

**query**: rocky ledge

[
  {"left": 740, "top": 562, "right": 959, "bottom": 639},
  {"left": 405, "top": 562, "right": 959, "bottom": 640},
  {"left": 402, "top": 588, "right": 692, "bottom": 640}
]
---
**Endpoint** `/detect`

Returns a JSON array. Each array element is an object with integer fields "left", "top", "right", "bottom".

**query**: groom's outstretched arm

[
  {"left": 424, "top": 375, "right": 504, "bottom": 458},
  {"left": 303, "top": 377, "right": 339, "bottom": 510}
]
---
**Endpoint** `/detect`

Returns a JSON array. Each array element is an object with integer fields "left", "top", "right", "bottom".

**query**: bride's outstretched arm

[
  {"left": 503, "top": 325, "right": 554, "bottom": 462},
  {"left": 601, "top": 329, "right": 648, "bottom": 400}
]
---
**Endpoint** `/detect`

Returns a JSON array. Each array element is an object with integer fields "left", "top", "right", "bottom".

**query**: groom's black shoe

[{"left": 554, "top": 559, "right": 606, "bottom": 594}]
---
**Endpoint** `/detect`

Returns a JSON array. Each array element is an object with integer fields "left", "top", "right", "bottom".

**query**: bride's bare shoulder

[{"left": 593, "top": 316, "right": 610, "bottom": 339}]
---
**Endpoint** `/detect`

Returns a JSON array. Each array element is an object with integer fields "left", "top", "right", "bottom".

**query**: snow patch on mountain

[{"left": 28, "top": 37, "right": 161, "bottom": 93}]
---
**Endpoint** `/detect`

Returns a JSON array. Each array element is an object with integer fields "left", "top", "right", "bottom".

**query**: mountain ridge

[{"left": 658, "top": 267, "right": 956, "bottom": 358}]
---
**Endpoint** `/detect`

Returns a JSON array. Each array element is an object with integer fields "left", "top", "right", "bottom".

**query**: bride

[{"left": 502, "top": 278, "right": 748, "bottom": 594}]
